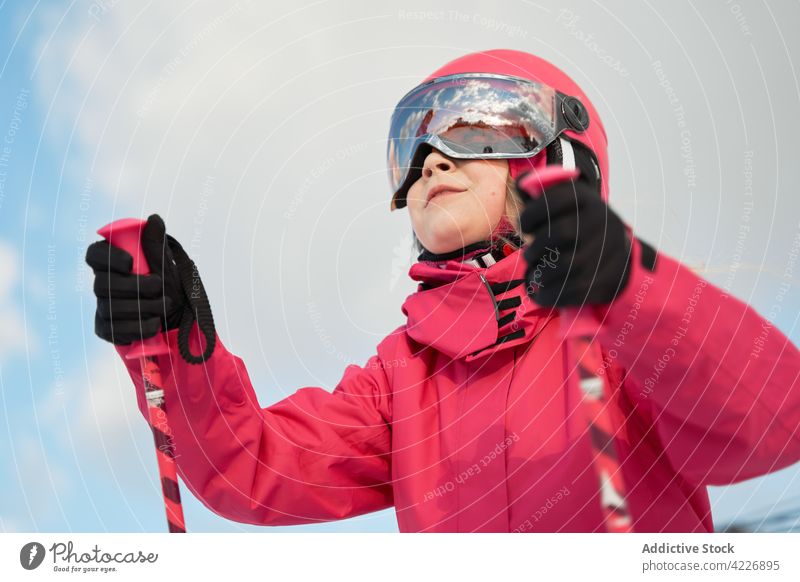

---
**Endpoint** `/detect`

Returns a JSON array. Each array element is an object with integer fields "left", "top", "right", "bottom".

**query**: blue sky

[{"left": 1, "top": 0, "right": 798, "bottom": 533}]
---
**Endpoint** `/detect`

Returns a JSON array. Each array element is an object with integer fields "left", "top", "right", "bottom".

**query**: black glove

[
  {"left": 86, "top": 214, "right": 186, "bottom": 345},
  {"left": 515, "top": 147, "right": 633, "bottom": 307},
  {"left": 86, "top": 214, "right": 216, "bottom": 363}
]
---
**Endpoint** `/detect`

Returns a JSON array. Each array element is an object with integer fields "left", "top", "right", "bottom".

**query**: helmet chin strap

[
  {"left": 554, "top": 136, "right": 603, "bottom": 193},
  {"left": 558, "top": 136, "right": 576, "bottom": 171}
]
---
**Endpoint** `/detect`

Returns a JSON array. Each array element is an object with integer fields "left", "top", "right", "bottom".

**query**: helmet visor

[{"left": 387, "top": 73, "right": 573, "bottom": 210}]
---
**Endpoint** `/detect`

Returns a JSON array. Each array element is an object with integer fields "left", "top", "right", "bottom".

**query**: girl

[{"left": 86, "top": 49, "right": 800, "bottom": 532}]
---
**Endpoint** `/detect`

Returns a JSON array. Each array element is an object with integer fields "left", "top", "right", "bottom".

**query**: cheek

[
  {"left": 406, "top": 184, "right": 425, "bottom": 216},
  {"left": 468, "top": 165, "right": 508, "bottom": 213},
  {"left": 482, "top": 182, "right": 508, "bottom": 218}
]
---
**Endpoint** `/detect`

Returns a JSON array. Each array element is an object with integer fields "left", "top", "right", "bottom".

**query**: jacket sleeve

[
  {"left": 116, "top": 325, "right": 397, "bottom": 526},
  {"left": 593, "top": 232, "right": 800, "bottom": 486}
]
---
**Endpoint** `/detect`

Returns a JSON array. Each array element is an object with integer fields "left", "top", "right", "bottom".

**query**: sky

[{"left": 0, "top": 0, "right": 798, "bottom": 533}]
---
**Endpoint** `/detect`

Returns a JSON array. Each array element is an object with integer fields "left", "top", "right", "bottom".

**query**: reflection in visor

[
  {"left": 439, "top": 124, "right": 539, "bottom": 156},
  {"left": 387, "top": 74, "right": 559, "bottom": 199}
]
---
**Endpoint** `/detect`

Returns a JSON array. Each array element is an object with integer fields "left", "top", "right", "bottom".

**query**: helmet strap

[
  {"left": 545, "top": 136, "right": 575, "bottom": 170},
  {"left": 558, "top": 137, "right": 576, "bottom": 170},
  {"left": 548, "top": 136, "right": 602, "bottom": 197}
]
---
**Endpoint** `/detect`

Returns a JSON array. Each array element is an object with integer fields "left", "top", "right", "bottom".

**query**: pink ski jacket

[{"left": 116, "top": 231, "right": 800, "bottom": 532}]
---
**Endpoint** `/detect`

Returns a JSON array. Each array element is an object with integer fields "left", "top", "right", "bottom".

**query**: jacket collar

[
  {"left": 402, "top": 238, "right": 557, "bottom": 361},
  {"left": 416, "top": 238, "right": 511, "bottom": 270}
]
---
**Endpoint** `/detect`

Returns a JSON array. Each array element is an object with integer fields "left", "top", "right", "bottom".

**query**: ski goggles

[{"left": 387, "top": 72, "right": 590, "bottom": 210}]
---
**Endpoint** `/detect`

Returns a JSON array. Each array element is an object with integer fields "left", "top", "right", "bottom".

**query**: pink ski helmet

[{"left": 387, "top": 49, "right": 609, "bottom": 211}]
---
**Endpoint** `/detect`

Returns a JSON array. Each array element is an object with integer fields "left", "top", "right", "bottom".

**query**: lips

[{"left": 426, "top": 184, "right": 467, "bottom": 206}]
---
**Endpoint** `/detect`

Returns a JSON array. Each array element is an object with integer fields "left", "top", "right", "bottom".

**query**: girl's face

[{"left": 407, "top": 148, "right": 510, "bottom": 254}]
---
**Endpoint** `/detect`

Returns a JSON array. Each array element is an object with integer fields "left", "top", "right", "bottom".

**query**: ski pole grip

[
  {"left": 97, "top": 218, "right": 152, "bottom": 275},
  {"left": 517, "top": 167, "right": 602, "bottom": 340},
  {"left": 97, "top": 218, "right": 169, "bottom": 358}
]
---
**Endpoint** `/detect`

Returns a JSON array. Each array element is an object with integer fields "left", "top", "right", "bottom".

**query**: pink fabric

[{"left": 116, "top": 238, "right": 800, "bottom": 532}]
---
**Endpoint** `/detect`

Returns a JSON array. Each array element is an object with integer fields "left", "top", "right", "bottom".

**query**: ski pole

[
  {"left": 518, "top": 168, "right": 634, "bottom": 533},
  {"left": 97, "top": 218, "right": 187, "bottom": 533}
]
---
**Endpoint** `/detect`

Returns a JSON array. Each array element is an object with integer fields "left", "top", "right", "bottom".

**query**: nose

[{"left": 421, "top": 149, "right": 456, "bottom": 179}]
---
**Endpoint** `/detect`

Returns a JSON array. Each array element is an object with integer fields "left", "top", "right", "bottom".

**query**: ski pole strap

[{"left": 167, "top": 235, "right": 217, "bottom": 364}]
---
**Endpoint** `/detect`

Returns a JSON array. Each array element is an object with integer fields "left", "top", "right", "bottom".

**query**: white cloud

[{"left": 40, "top": 347, "right": 154, "bottom": 480}]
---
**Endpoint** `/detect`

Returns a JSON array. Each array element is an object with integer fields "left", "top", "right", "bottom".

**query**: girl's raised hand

[{"left": 514, "top": 146, "right": 634, "bottom": 307}]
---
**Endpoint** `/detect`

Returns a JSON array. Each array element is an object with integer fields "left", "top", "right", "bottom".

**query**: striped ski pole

[
  {"left": 98, "top": 218, "right": 187, "bottom": 533},
  {"left": 558, "top": 312, "right": 633, "bottom": 532},
  {"left": 518, "top": 168, "right": 634, "bottom": 533}
]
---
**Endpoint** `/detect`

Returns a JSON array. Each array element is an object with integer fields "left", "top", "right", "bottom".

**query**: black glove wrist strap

[{"left": 166, "top": 235, "right": 217, "bottom": 364}]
